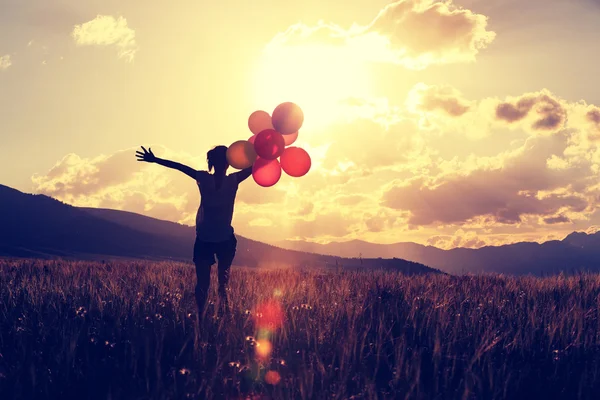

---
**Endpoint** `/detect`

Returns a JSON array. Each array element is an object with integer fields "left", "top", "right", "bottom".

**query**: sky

[{"left": 2, "top": 0, "right": 600, "bottom": 249}]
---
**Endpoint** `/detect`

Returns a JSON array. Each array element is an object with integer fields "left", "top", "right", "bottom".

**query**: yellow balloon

[{"left": 226, "top": 140, "right": 257, "bottom": 169}]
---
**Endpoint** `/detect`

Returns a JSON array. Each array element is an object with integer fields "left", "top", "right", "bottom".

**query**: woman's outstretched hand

[{"left": 136, "top": 146, "right": 157, "bottom": 163}]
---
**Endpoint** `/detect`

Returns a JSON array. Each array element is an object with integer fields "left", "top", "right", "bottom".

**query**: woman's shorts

[{"left": 193, "top": 235, "right": 237, "bottom": 266}]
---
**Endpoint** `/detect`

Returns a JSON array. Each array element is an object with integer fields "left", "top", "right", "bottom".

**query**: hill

[{"left": 279, "top": 234, "right": 600, "bottom": 275}]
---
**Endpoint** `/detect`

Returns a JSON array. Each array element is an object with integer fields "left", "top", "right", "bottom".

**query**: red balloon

[
  {"left": 280, "top": 147, "right": 311, "bottom": 177},
  {"left": 284, "top": 131, "right": 299, "bottom": 146},
  {"left": 252, "top": 158, "right": 282, "bottom": 187},
  {"left": 248, "top": 135, "right": 256, "bottom": 144},
  {"left": 248, "top": 110, "right": 274, "bottom": 135},
  {"left": 272, "top": 102, "right": 304, "bottom": 135},
  {"left": 253, "top": 129, "right": 285, "bottom": 160}
]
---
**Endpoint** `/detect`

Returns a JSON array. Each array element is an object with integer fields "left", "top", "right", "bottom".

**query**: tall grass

[{"left": 1, "top": 259, "right": 599, "bottom": 399}]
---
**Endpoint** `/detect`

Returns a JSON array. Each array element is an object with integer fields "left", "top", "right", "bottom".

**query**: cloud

[
  {"left": 382, "top": 131, "right": 595, "bottom": 226},
  {"left": 363, "top": 0, "right": 496, "bottom": 67},
  {"left": 405, "top": 84, "right": 572, "bottom": 140},
  {"left": 291, "top": 211, "right": 356, "bottom": 239},
  {"left": 407, "top": 83, "right": 472, "bottom": 117},
  {"left": 427, "top": 229, "right": 487, "bottom": 249},
  {"left": 585, "top": 106, "right": 600, "bottom": 141},
  {"left": 588, "top": 107, "right": 600, "bottom": 125},
  {"left": 495, "top": 91, "right": 567, "bottom": 133},
  {"left": 32, "top": 147, "right": 203, "bottom": 224},
  {"left": 363, "top": 208, "right": 406, "bottom": 233},
  {"left": 266, "top": 0, "right": 495, "bottom": 70},
  {"left": 543, "top": 215, "right": 571, "bottom": 224},
  {"left": 0, "top": 55, "right": 12, "bottom": 70},
  {"left": 72, "top": 15, "right": 137, "bottom": 62}
]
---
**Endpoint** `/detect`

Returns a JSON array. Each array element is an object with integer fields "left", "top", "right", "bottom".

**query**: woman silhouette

[{"left": 136, "top": 146, "right": 252, "bottom": 319}]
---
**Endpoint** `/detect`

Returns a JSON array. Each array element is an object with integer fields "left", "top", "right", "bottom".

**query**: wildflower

[
  {"left": 179, "top": 368, "right": 191, "bottom": 375},
  {"left": 76, "top": 307, "right": 87, "bottom": 318}
]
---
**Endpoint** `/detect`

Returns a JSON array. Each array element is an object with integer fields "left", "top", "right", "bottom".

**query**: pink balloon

[
  {"left": 248, "top": 135, "right": 256, "bottom": 144},
  {"left": 253, "top": 129, "right": 285, "bottom": 160},
  {"left": 272, "top": 102, "right": 304, "bottom": 135},
  {"left": 248, "top": 110, "right": 274, "bottom": 135},
  {"left": 280, "top": 147, "right": 311, "bottom": 177},
  {"left": 284, "top": 131, "right": 298, "bottom": 146},
  {"left": 252, "top": 157, "right": 282, "bottom": 187}
]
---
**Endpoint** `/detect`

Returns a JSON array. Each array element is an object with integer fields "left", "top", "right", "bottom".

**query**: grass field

[{"left": 1, "top": 259, "right": 600, "bottom": 399}]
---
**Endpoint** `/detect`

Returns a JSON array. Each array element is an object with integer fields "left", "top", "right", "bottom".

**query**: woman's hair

[{"left": 207, "top": 145, "right": 228, "bottom": 172}]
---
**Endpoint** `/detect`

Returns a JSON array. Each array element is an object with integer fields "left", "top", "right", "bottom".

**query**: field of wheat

[{"left": 1, "top": 259, "right": 600, "bottom": 399}]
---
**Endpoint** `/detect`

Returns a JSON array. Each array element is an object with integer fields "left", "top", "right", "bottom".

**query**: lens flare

[
  {"left": 265, "top": 370, "right": 281, "bottom": 385},
  {"left": 254, "top": 300, "right": 284, "bottom": 330},
  {"left": 257, "top": 328, "right": 272, "bottom": 340},
  {"left": 255, "top": 339, "right": 273, "bottom": 359}
]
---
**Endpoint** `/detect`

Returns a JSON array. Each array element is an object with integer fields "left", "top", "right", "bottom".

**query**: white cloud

[
  {"left": 72, "top": 15, "right": 137, "bottom": 62},
  {"left": 0, "top": 55, "right": 12, "bottom": 70},
  {"left": 266, "top": 0, "right": 496, "bottom": 70}
]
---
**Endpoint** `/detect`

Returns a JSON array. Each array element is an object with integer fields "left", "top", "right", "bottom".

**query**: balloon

[
  {"left": 252, "top": 157, "right": 282, "bottom": 187},
  {"left": 283, "top": 131, "right": 298, "bottom": 146},
  {"left": 253, "top": 129, "right": 285, "bottom": 160},
  {"left": 248, "top": 110, "right": 274, "bottom": 135},
  {"left": 280, "top": 147, "right": 311, "bottom": 177},
  {"left": 226, "top": 140, "right": 257, "bottom": 169},
  {"left": 248, "top": 135, "right": 256, "bottom": 144},
  {"left": 272, "top": 102, "right": 304, "bottom": 135}
]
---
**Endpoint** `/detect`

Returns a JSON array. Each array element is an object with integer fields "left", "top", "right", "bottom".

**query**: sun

[{"left": 252, "top": 44, "right": 373, "bottom": 132}]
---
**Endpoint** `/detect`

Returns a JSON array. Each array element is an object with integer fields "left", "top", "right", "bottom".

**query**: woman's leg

[
  {"left": 215, "top": 235, "right": 237, "bottom": 311},
  {"left": 193, "top": 238, "right": 216, "bottom": 319}
]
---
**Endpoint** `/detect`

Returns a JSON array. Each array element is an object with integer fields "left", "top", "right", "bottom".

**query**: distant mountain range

[
  {"left": 0, "top": 185, "right": 438, "bottom": 275},
  {"left": 278, "top": 232, "right": 600, "bottom": 275}
]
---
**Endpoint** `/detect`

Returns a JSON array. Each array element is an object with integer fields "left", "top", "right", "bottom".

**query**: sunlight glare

[
  {"left": 253, "top": 45, "right": 373, "bottom": 132},
  {"left": 255, "top": 339, "right": 273, "bottom": 359}
]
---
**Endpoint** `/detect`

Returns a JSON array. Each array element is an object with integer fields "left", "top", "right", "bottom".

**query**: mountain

[
  {"left": 0, "top": 185, "right": 439, "bottom": 275},
  {"left": 279, "top": 235, "right": 600, "bottom": 275}
]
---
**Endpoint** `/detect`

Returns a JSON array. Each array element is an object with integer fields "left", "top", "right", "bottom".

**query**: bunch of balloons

[{"left": 226, "top": 102, "right": 312, "bottom": 187}]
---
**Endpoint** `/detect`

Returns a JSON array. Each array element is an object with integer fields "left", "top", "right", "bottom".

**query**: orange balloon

[
  {"left": 252, "top": 158, "right": 281, "bottom": 187},
  {"left": 280, "top": 147, "right": 311, "bottom": 177},
  {"left": 272, "top": 102, "right": 304, "bottom": 135},
  {"left": 253, "top": 129, "right": 285, "bottom": 160},
  {"left": 248, "top": 110, "right": 274, "bottom": 135},
  {"left": 226, "top": 140, "right": 256, "bottom": 169},
  {"left": 284, "top": 131, "right": 298, "bottom": 146}
]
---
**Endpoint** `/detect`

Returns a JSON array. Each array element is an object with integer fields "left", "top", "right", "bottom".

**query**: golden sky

[{"left": 2, "top": 0, "right": 600, "bottom": 249}]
